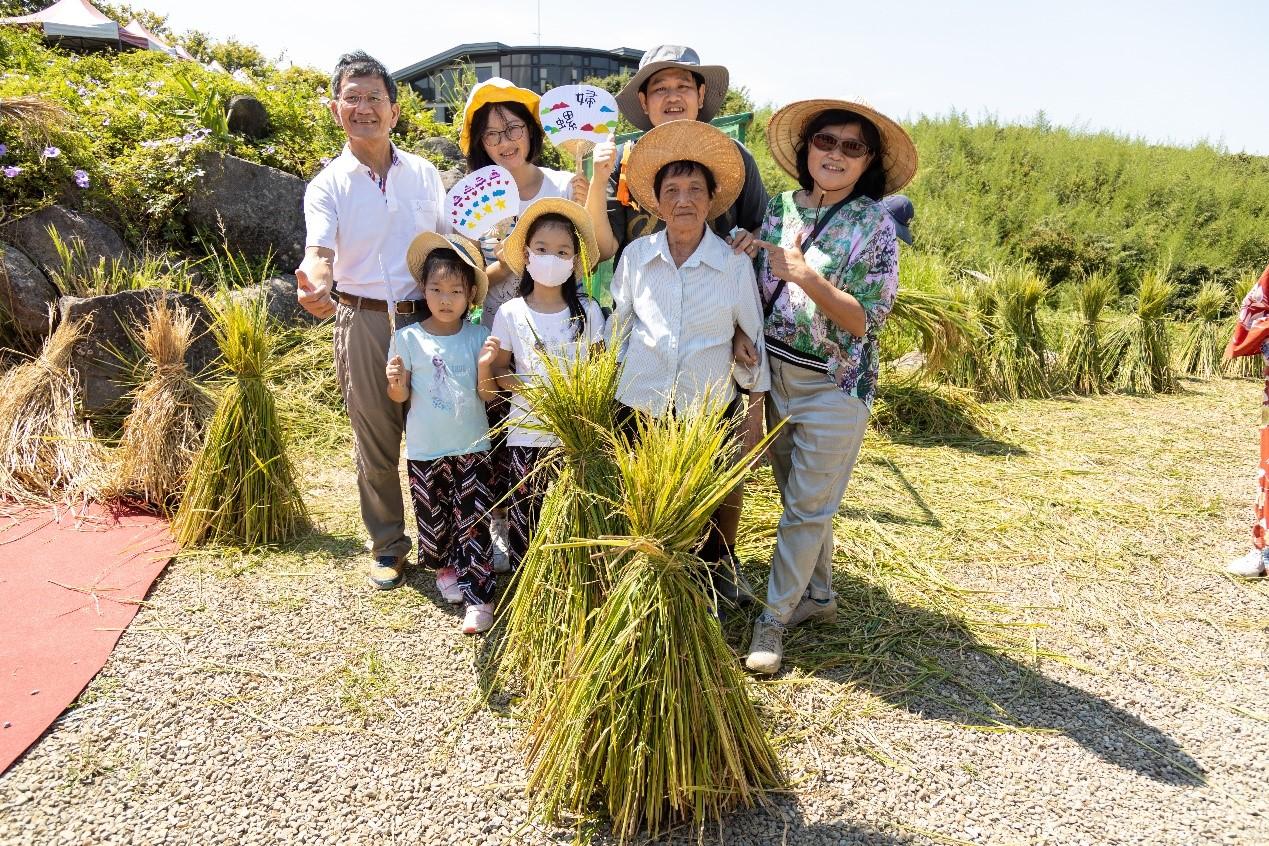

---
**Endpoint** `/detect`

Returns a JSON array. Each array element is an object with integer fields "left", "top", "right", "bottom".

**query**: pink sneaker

[
  {"left": 435, "top": 567, "right": 463, "bottom": 604},
  {"left": 462, "top": 603, "right": 494, "bottom": 635}
]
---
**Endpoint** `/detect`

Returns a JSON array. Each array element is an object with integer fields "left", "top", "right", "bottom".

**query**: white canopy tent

[
  {"left": 122, "top": 18, "right": 179, "bottom": 57},
  {"left": 0, "top": 0, "right": 148, "bottom": 51}
]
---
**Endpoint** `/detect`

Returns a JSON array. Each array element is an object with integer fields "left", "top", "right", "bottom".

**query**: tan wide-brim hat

[
  {"left": 624, "top": 120, "right": 743, "bottom": 222},
  {"left": 767, "top": 98, "right": 918, "bottom": 196},
  {"left": 460, "top": 77, "right": 542, "bottom": 155},
  {"left": 405, "top": 232, "right": 489, "bottom": 307},
  {"left": 616, "top": 45, "right": 729, "bottom": 132},
  {"left": 501, "top": 197, "right": 600, "bottom": 280}
]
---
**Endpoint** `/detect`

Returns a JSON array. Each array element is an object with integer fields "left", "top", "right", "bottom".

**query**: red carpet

[{"left": 0, "top": 504, "right": 175, "bottom": 774}]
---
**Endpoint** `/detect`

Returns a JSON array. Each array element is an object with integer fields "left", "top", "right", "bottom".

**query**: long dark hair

[
  {"left": 516, "top": 213, "right": 590, "bottom": 340},
  {"left": 795, "top": 109, "right": 886, "bottom": 201},
  {"left": 418, "top": 250, "right": 476, "bottom": 321},
  {"left": 466, "top": 101, "right": 544, "bottom": 172}
]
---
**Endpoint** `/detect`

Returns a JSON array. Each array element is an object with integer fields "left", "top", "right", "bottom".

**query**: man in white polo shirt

[{"left": 296, "top": 51, "right": 451, "bottom": 590}]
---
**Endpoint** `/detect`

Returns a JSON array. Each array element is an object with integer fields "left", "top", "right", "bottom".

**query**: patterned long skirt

[{"left": 407, "top": 451, "right": 495, "bottom": 605}]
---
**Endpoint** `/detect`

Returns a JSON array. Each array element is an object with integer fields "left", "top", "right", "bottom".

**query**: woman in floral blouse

[{"left": 743, "top": 98, "right": 918, "bottom": 674}]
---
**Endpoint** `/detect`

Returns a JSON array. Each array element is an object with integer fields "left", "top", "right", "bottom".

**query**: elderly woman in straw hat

[
  {"left": 742, "top": 98, "right": 918, "bottom": 674},
  {"left": 610, "top": 119, "right": 768, "bottom": 605}
]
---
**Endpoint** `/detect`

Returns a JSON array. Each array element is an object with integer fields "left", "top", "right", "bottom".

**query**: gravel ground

[{"left": 1, "top": 378, "right": 1266, "bottom": 846}]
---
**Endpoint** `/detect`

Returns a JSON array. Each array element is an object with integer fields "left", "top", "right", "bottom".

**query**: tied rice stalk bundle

[
  {"left": 106, "top": 299, "right": 214, "bottom": 513},
  {"left": 1106, "top": 267, "right": 1178, "bottom": 395},
  {"left": 872, "top": 370, "right": 996, "bottom": 439},
  {"left": 493, "top": 336, "right": 626, "bottom": 702},
  {"left": 1176, "top": 282, "right": 1229, "bottom": 378},
  {"left": 886, "top": 286, "right": 974, "bottom": 374},
  {"left": 1059, "top": 272, "right": 1116, "bottom": 394},
  {"left": 526, "top": 401, "right": 783, "bottom": 841},
  {"left": 0, "top": 318, "right": 105, "bottom": 503},
  {"left": 172, "top": 297, "right": 308, "bottom": 547},
  {"left": 979, "top": 264, "right": 1052, "bottom": 400}
]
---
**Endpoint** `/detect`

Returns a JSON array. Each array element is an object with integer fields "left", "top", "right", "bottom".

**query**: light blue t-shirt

[{"left": 395, "top": 320, "right": 491, "bottom": 461}]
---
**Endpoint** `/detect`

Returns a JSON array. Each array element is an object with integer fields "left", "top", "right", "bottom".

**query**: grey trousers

[
  {"left": 333, "top": 303, "right": 421, "bottom": 560},
  {"left": 763, "top": 357, "right": 870, "bottom": 624}
]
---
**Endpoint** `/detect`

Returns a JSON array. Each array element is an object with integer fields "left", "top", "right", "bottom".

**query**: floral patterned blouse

[{"left": 755, "top": 191, "right": 899, "bottom": 405}]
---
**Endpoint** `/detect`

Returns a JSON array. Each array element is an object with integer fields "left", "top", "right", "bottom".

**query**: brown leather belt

[{"left": 333, "top": 291, "right": 423, "bottom": 314}]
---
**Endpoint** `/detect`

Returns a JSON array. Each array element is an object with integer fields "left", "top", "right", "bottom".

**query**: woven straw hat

[
  {"left": 767, "top": 98, "right": 918, "bottom": 196},
  {"left": 616, "top": 45, "right": 729, "bottom": 132},
  {"left": 406, "top": 233, "right": 489, "bottom": 306},
  {"left": 501, "top": 198, "right": 600, "bottom": 280},
  {"left": 624, "top": 120, "right": 743, "bottom": 222},
  {"left": 460, "top": 77, "right": 542, "bottom": 155}
]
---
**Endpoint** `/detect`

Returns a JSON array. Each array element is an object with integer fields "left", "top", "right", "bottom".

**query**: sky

[{"left": 132, "top": 0, "right": 1268, "bottom": 154}]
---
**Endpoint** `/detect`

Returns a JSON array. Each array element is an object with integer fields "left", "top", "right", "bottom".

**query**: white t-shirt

[
  {"left": 479, "top": 167, "right": 575, "bottom": 325},
  {"left": 303, "top": 145, "right": 451, "bottom": 302},
  {"left": 490, "top": 296, "right": 606, "bottom": 447}
]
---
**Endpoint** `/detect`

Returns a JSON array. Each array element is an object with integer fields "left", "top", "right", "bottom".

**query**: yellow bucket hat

[{"left": 460, "top": 77, "right": 542, "bottom": 155}]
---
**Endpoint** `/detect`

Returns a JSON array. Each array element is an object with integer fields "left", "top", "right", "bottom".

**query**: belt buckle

[{"left": 397, "top": 300, "right": 417, "bottom": 315}]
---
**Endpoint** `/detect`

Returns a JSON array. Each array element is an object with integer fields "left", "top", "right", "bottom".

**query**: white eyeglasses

[{"left": 338, "top": 93, "right": 389, "bottom": 107}]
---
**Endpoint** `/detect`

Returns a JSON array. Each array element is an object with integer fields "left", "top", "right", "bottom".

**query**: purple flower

[
  {"left": 3, "top": 166, "right": 21, "bottom": 178},
  {"left": 0, "top": 143, "right": 6, "bottom": 157},
  {"left": 74, "top": 169, "right": 90, "bottom": 189},
  {"left": 41, "top": 146, "right": 60, "bottom": 159}
]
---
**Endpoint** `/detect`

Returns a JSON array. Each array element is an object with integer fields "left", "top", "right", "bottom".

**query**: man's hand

[
  {"left": 591, "top": 133, "right": 618, "bottom": 184},
  {"left": 296, "top": 251, "right": 336, "bottom": 319}
]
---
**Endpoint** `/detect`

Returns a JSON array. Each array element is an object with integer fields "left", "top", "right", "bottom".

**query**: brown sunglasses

[{"left": 809, "top": 133, "right": 872, "bottom": 159}]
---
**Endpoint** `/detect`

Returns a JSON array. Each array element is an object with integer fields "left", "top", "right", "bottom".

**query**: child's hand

[
  {"left": 385, "top": 355, "right": 407, "bottom": 390},
  {"left": 569, "top": 173, "right": 590, "bottom": 204},
  {"left": 478, "top": 336, "right": 501, "bottom": 370},
  {"left": 732, "top": 328, "right": 758, "bottom": 367}
]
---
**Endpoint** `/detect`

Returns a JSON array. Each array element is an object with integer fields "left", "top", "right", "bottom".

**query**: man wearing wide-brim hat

[
  {"left": 590, "top": 45, "right": 769, "bottom": 265},
  {"left": 609, "top": 119, "right": 768, "bottom": 606}
]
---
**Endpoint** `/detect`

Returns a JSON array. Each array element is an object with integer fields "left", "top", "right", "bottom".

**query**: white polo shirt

[{"left": 303, "top": 144, "right": 451, "bottom": 302}]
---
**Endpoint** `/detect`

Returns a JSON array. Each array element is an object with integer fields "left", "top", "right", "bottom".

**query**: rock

[
  {"left": 439, "top": 168, "right": 464, "bottom": 192},
  {"left": 226, "top": 95, "right": 270, "bottom": 140},
  {"left": 0, "top": 205, "right": 128, "bottom": 282},
  {"left": 421, "top": 136, "right": 462, "bottom": 166},
  {"left": 231, "top": 275, "right": 319, "bottom": 327},
  {"left": 0, "top": 241, "right": 58, "bottom": 343},
  {"left": 57, "top": 289, "right": 219, "bottom": 415},
  {"left": 186, "top": 151, "right": 306, "bottom": 272}
]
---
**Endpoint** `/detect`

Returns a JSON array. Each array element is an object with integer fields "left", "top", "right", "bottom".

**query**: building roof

[{"left": 393, "top": 42, "right": 643, "bottom": 82}]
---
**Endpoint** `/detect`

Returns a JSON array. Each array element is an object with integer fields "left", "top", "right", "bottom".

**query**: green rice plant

[
  {"left": 1176, "top": 282, "right": 1229, "bottom": 378},
  {"left": 47, "top": 228, "right": 192, "bottom": 298},
  {"left": 978, "top": 264, "right": 1053, "bottom": 400},
  {"left": 871, "top": 370, "right": 997, "bottom": 439},
  {"left": 1058, "top": 272, "right": 1116, "bottom": 394},
  {"left": 492, "top": 336, "right": 626, "bottom": 704},
  {"left": 526, "top": 400, "right": 783, "bottom": 841},
  {"left": 1105, "top": 267, "right": 1178, "bottom": 394},
  {"left": 172, "top": 295, "right": 308, "bottom": 547}
]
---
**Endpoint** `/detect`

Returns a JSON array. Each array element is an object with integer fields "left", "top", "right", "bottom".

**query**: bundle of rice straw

[
  {"left": 1106, "top": 267, "right": 1178, "bottom": 395},
  {"left": 1176, "top": 282, "right": 1229, "bottom": 378},
  {"left": 872, "top": 369, "right": 996, "bottom": 439},
  {"left": 525, "top": 400, "right": 784, "bottom": 841},
  {"left": 172, "top": 296, "right": 307, "bottom": 547},
  {"left": 1059, "top": 272, "right": 1116, "bottom": 394},
  {"left": 493, "top": 336, "right": 626, "bottom": 704},
  {"left": 979, "top": 264, "right": 1053, "bottom": 400},
  {"left": 106, "top": 298, "right": 214, "bottom": 514},
  {"left": 0, "top": 317, "right": 105, "bottom": 504}
]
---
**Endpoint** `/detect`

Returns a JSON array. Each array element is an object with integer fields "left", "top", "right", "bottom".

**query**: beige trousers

[
  {"left": 763, "top": 357, "right": 870, "bottom": 624},
  {"left": 333, "top": 303, "right": 421, "bottom": 559}
]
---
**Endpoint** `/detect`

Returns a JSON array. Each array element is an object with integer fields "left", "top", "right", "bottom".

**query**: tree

[
  {"left": 0, "top": 0, "right": 44, "bottom": 15},
  {"left": 96, "top": 2, "right": 171, "bottom": 36},
  {"left": 173, "top": 30, "right": 268, "bottom": 73}
]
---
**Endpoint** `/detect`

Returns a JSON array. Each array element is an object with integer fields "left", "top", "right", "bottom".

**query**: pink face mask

[{"left": 526, "top": 252, "right": 573, "bottom": 287}]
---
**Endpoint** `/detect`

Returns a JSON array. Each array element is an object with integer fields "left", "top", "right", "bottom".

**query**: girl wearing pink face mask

[{"left": 485, "top": 199, "right": 604, "bottom": 567}]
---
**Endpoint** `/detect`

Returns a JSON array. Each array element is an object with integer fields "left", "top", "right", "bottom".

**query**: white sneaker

[
  {"left": 1227, "top": 549, "right": 1268, "bottom": 578},
  {"left": 435, "top": 567, "right": 464, "bottom": 604},
  {"left": 490, "top": 514, "right": 511, "bottom": 573},
  {"left": 744, "top": 615, "right": 786, "bottom": 675}
]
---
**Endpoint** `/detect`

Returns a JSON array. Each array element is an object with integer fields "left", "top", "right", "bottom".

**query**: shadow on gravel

[{"left": 773, "top": 576, "right": 1208, "bottom": 787}]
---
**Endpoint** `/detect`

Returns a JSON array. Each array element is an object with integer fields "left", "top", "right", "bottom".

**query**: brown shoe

[
  {"left": 787, "top": 595, "right": 837, "bottom": 627},
  {"left": 367, "top": 555, "right": 404, "bottom": 590}
]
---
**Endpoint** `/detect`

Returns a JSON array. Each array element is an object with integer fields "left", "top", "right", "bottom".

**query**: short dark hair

[
  {"left": 465, "top": 101, "right": 544, "bottom": 171},
  {"left": 330, "top": 51, "right": 397, "bottom": 103},
  {"left": 418, "top": 249, "right": 475, "bottom": 320},
  {"left": 795, "top": 109, "right": 885, "bottom": 201},
  {"left": 638, "top": 67, "right": 705, "bottom": 95},
  {"left": 653, "top": 160, "right": 717, "bottom": 200}
]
